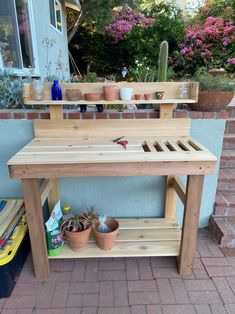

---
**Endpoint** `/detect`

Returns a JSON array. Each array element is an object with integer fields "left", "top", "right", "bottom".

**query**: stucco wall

[
  {"left": 31, "top": 0, "right": 70, "bottom": 80},
  {"left": 0, "top": 118, "right": 225, "bottom": 228}
]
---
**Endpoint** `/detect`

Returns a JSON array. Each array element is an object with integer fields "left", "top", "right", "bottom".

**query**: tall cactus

[{"left": 158, "top": 41, "right": 169, "bottom": 82}]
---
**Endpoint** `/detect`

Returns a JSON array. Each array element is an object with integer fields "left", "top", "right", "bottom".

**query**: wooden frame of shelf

[{"left": 7, "top": 82, "right": 216, "bottom": 279}]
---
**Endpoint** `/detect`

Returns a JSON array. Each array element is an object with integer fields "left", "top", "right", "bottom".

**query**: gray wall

[
  {"left": 32, "top": 0, "right": 70, "bottom": 80},
  {"left": 0, "top": 119, "right": 225, "bottom": 228}
]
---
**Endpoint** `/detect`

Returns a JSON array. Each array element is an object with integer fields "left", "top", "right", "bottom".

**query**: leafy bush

[{"left": 0, "top": 70, "right": 23, "bottom": 108}]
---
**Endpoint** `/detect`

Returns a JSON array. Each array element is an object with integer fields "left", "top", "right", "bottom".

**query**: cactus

[{"left": 158, "top": 41, "right": 169, "bottom": 82}]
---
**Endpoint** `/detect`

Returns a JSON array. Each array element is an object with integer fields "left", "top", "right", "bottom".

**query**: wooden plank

[
  {"left": 164, "top": 176, "right": 177, "bottom": 219},
  {"left": 8, "top": 160, "right": 217, "bottom": 179},
  {"left": 173, "top": 176, "right": 186, "bottom": 205},
  {"left": 40, "top": 179, "right": 51, "bottom": 206},
  {"left": 167, "top": 140, "right": 181, "bottom": 151},
  {"left": 160, "top": 104, "right": 174, "bottom": 119},
  {"left": 117, "top": 218, "right": 179, "bottom": 229},
  {"left": 156, "top": 140, "right": 170, "bottom": 152},
  {"left": 189, "top": 82, "right": 199, "bottom": 102},
  {"left": 48, "top": 179, "right": 60, "bottom": 212},
  {"left": 145, "top": 141, "right": 156, "bottom": 152},
  {"left": 178, "top": 175, "right": 204, "bottom": 275},
  {"left": 22, "top": 179, "right": 49, "bottom": 278},
  {"left": 178, "top": 139, "right": 195, "bottom": 151},
  {"left": 49, "top": 240, "right": 180, "bottom": 259},
  {"left": 188, "top": 138, "right": 207, "bottom": 152},
  {"left": 33, "top": 119, "right": 191, "bottom": 138},
  {"left": 49, "top": 105, "right": 63, "bottom": 120}
]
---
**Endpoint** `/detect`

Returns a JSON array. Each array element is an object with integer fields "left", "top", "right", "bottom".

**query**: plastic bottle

[
  {"left": 63, "top": 205, "right": 72, "bottom": 221},
  {"left": 51, "top": 80, "right": 62, "bottom": 100}
]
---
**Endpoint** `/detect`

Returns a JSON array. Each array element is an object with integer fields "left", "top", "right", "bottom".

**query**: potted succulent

[
  {"left": 189, "top": 68, "right": 234, "bottom": 111},
  {"left": 61, "top": 207, "right": 97, "bottom": 252}
]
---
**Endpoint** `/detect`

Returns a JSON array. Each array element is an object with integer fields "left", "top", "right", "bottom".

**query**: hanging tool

[
  {"left": 117, "top": 140, "right": 128, "bottom": 149},
  {"left": 112, "top": 136, "right": 125, "bottom": 143}
]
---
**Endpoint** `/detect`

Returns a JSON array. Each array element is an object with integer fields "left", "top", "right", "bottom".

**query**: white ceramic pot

[{"left": 120, "top": 88, "right": 133, "bottom": 101}]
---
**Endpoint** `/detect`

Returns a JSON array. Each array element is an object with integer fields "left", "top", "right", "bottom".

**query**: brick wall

[{"left": 0, "top": 108, "right": 229, "bottom": 120}]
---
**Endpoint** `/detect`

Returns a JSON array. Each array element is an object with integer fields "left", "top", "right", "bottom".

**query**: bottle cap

[
  {"left": 54, "top": 80, "right": 59, "bottom": 84},
  {"left": 63, "top": 205, "right": 70, "bottom": 211}
]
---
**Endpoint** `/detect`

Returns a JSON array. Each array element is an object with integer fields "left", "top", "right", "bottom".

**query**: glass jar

[
  {"left": 178, "top": 84, "right": 188, "bottom": 99},
  {"left": 33, "top": 79, "right": 43, "bottom": 101}
]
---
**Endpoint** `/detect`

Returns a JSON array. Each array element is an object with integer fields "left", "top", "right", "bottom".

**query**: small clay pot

[
  {"left": 84, "top": 92, "right": 102, "bottom": 101},
  {"left": 155, "top": 91, "right": 164, "bottom": 100},
  {"left": 103, "top": 85, "right": 118, "bottom": 101},
  {"left": 144, "top": 93, "right": 152, "bottom": 100},
  {"left": 66, "top": 89, "right": 81, "bottom": 101},
  {"left": 93, "top": 218, "right": 119, "bottom": 250},
  {"left": 134, "top": 94, "right": 141, "bottom": 100},
  {"left": 64, "top": 225, "right": 92, "bottom": 252}
]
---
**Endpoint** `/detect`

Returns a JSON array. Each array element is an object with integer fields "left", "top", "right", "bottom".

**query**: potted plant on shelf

[
  {"left": 189, "top": 68, "right": 235, "bottom": 111},
  {"left": 93, "top": 216, "right": 119, "bottom": 250},
  {"left": 61, "top": 207, "right": 97, "bottom": 252}
]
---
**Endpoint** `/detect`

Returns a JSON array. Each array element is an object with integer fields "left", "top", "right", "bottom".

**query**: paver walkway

[{"left": 1, "top": 229, "right": 235, "bottom": 314}]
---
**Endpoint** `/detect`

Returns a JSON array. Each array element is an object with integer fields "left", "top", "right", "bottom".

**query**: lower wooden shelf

[{"left": 49, "top": 218, "right": 181, "bottom": 259}]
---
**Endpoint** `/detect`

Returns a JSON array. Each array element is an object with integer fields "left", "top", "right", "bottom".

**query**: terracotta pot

[
  {"left": 134, "top": 94, "right": 141, "bottom": 100},
  {"left": 188, "top": 91, "right": 234, "bottom": 111},
  {"left": 64, "top": 225, "right": 92, "bottom": 252},
  {"left": 93, "top": 218, "right": 119, "bottom": 250},
  {"left": 66, "top": 89, "right": 81, "bottom": 101},
  {"left": 103, "top": 85, "right": 118, "bottom": 101},
  {"left": 208, "top": 69, "right": 226, "bottom": 76},
  {"left": 144, "top": 93, "right": 152, "bottom": 100},
  {"left": 84, "top": 93, "right": 102, "bottom": 101}
]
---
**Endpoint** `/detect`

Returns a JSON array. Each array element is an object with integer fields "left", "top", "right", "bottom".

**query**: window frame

[
  {"left": 50, "top": 0, "right": 63, "bottom": 35},
  {"left": 0, "top": 0, "right": 39, "bottom": 76}
]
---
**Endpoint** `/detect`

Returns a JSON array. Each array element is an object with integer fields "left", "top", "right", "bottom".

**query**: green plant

[
  {"left": 129, "top": 58, "right": 158, "bottom": 82},
  {"left": 158, "top": 41, "right": 169, "bottom": 82},
  {"left": 61, "top": 207, "right": 98, "bottom": 233},
  {"left": 80, "top": 65, "right": 98, "bottom": 82},
  {"left": 0, "top": 70, "right": 23, "bottom": 108},
  {"left": 194, "top": 68, "right": 235, "bottom": 92}
]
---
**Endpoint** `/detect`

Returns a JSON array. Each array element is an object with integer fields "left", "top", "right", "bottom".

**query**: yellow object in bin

[{"left": 0, "top": 214, "right": 28, "bottom": 266}]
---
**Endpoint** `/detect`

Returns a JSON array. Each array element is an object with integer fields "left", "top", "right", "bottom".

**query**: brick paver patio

[{"left": 1, "top": 229, "right": 235, "bottom": 313}]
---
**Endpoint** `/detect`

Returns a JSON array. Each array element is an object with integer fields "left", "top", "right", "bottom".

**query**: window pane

[
  {"left": 55, "top": 1, "right": 62, "bottom": 32},
  {"left": 0, "top": 0, "right": 22, "bottom": 68},
  {"left": 49, "top": 0, "right": 56, "bottom": 28},
  {"left": 15, "top": 0, "right": 34, "bottom": 68}
]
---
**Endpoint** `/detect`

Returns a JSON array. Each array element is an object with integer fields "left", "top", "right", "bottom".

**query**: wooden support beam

[
  {"left": 48, "top": 178, "right": 60, "bottom": 213},
  {"left": 22, "top": 178, "right": 49, "bottom": 279},
  {"left": 178, "top": 175, "right": 204, "bottom": 275},
  {"left": 173, "top": 176, "right": 186, "bottom": 205},
  {"left": 49, "top": 105, "right": 63, "bottom": 120},
  {"left": 40, "top": 179, "right": 51, "bottom": 206},
  {"left": 160, "top": 104, "right": 174, "bottom": 119},
  {"left": 164, "top": 176, "right": 177, "bottom": 219}
]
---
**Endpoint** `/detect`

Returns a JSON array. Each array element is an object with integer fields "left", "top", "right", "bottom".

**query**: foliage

[
  {"left": 129, "top": 58, "right": 158, "bottom": 82},
  {"left": 61, "top": 207, "right": 98, "bottom": 233},
  {"left": 194, "top": 68, "right": 235, "bottom": 92},
  {"left": 0, "top": 70, "right": 23, "bottom": 108},
  {"left": 170, "top": 16, "right": 235, "bottom": 75},
  {"left": 158, "top": 41, "right": 168, "bottom": 82},
  {"left": 80, "top": 65, "right": 98, "bottom": 82}
]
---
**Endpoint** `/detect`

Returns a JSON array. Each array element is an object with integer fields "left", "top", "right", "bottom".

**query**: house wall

[
  {"left": 0, "top": 113, "right": 225, "bottom": 228},
  {"left": 31, "top": 0, "right": 70, "bottom": 80}
]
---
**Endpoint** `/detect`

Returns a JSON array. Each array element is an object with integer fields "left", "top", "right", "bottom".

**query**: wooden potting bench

[{"left": 8, "top": 82, "right": 217, "bottom": 279}]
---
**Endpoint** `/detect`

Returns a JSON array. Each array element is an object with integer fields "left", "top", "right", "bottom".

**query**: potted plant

[
  {"left": 93, "top": 216, "right": 119, "bottom": 250},
  {"left": 189, "top": 68, "right": 234, "bottom": 111},
  {"left": 61, "top": 207, "right": 97, "bottom": 252}
]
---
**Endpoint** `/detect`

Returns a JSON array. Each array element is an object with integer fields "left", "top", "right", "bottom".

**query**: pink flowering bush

[
  {"left": 170, "top": 16, "right": 235, "bottom": 74},
  {"left": 105, "top": 8, "right": 155, "bottom": 43}
]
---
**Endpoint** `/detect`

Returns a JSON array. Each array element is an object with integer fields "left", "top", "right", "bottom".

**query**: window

[
  {"left": 0, "top": 0, "right": 35, "bottom": 70},
  {"left": 49, "top": 0, "right": 63, "bottom": 33}
]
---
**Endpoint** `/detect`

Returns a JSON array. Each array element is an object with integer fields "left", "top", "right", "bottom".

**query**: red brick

[
  {"left": 174, "top": 110, "right": 189, "bottom": 118},
  {"left": 203, "top": 112, "right": 216, "bottom": 119},
  {"left": 138, "top": 258, "right": 153, "bottom": 280},
  {"left": 82, "top": 112, "right": 94, "bottom": 119},
  {"left": 123, "top": 112, "right": 134, "bottom": 119},
  {"left": 99, "top": 270, "right": 126, "bottom": 281},
  {"left": 129, "top": 291, "right": 160, "bottom": 305},
  {"left": 98, "top": 307, "right": 130, "bottom": 314},
  {"left": 193, "top": 268, "right": 209, "bottom": 279},
  {"left": 189, "top": 111, "right": 202, "bottom": 119},
  {"left": 0, "top": 112, "right": 12, "bottom": 119},
  {"left": 63, "top": 112, "right": 68, "bottom": 119},
  {"left": 85, "top": 260, "right": 99, "bottom": 282},
  {"left": 99, "top": 281, "right": 113, "bottom": 306},
  {"left": 99, "top": 260, "right": 125, "bottom": 270},
  {"left": 131, "top": 305, "right": 147, "bottom": 314},
  {"left": 35, "top": 310, "right": 65, "bottom": 314},
  {"left": 4, "top": 295, "right": 37, "bottom": 309},
  {"left": 128, "top": 280, "right": 157, "bottom": 292},
  {"left": 51, "top": 282, "right": 69, "bottom": 308},
  {"left": 36, "top": 282, "right": 56, "bottom": 308},
  {"left": 213, "top": 277, "right": 235, "bottom": 304},
  {"left": 109, "top": 112, "right": 122, "bottom": 119},
  {"left": 69, "top": 282, "right": 99, "bottom": 294},
  {"left": 66, "top": 294, "right": 82, "bottom": 307},
  {"left": 188, "top": 291, "right": 222, "bottom": 304},
  {"left": 82, "top": 307, "right": 97, "bottom": 314},
  {"left": 83, "top": 293, "right": 99, "bottom": 306},
  {"left": 146, "top": 305, "right": 162, "bottom": 314},
  {"left": 13, "top": 112, "right": 26, "bottom": 119},
  {"left": 194, "top": 305, "right": 211, "bottom": 314},
  {"left": 95, "top": 112, "right": 108, "bottom": 119},
  {"left": 205, "top": 266, "right": 235, "bottom": 277},
  {"left": 201, "top": 257, "right": 229, "bottom": 267},
  {"left": 149, "top": 111, "right": 159, "bottom": 118},
  {"left": 210, "top": 304, "right": 228, "bottom": 314},
  {"left": 50, "top": 259, "right": 74, "bottom": 272},
  {"left": 40, "top": 112, "right": 50, "bottom": 119},
  {"left": 161, "top": 305, "right": 196, "bottom": 314},
  {"left": 114, "top": 281, "right": 128, "bottom": 307},
  {"left": 216, "top": 110, "right": 228, "bottom": 119},
  {"left": 71, "top": 260, "right": 86, "bottom": 282},
  {"left": 66, "top": 308, "right": 82, "bottom": 314},
  {"left": 126, "top": 259, "right": 139, "bottom": 280},
  {"left": 46, "top": 271, "right": 72, "bottom": 282},
  {"left": 27, "top": 112, "right": 39, "bottom": 119},
  {"left": 184, "top": 279, "right": 215, "bottom": 291},
  {"left": 135, "top": 111, "right": 148, "bottom": 119},
  {"left": 170, "top": 279, "right": 189, "bottom": 304},
  {"left": 12, "top": 282, "right": 42, "bottom": 295},
  {"left": 68, "top": 112, "right": 81, "bottom": 119},
  {"left": 157, "top": 279, "right": 175, "bottom": 304}
]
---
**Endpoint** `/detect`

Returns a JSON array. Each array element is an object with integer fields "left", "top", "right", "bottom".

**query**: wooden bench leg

[
  {"left": 178, "top": 175, "right": 204, "bottom": 275},
  {"left": 22, "top": 178, "right": 49, "bottom": 279},
  {"left": 164, "top": 176, "right": 177, "bottom": 219},
  {"left": 48, "top": 178, "right": 60, "bottom": 213}
]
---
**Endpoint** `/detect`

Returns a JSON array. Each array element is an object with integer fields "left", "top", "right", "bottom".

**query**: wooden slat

[
  {"left": 40, "top": 179, "right": 51, "bottom": 206},
  {"left": 160, "top": 104, "right": 174, "bottom": 119},
  {"left": 188, "top": 138, "right": 206, "bottom": 151},
  {"left": 33, "top": 119, "right": 191, "bottom": 138},
  {"left": 145, "top": 141, "right": 156, "bottom": 152},
  {"left": 164, "top": 176, "right": 177, "bottom": 219},
  {"left": 48, "top": 179, "right": 60, "bottom": 213},
  {"left": 156, "top": 140, "right": 170, "bottom": 152},
  {"left": 173, "top": 176, "right": 186, "bottom": 205},
  {"left": 167, "top": 140, "right": 181, "bottom": 151},
  {"left": 117, "top": 218, "right": 179, "bottom": 229},
  {"left": 178, "top": 139, "right": 195, "bottom": 151},
  {"left": 49, "top": 241, "right": 180, "bottom": 258},
  {"left": 49, "top": 105, "right": 63, "bottom": 120}
]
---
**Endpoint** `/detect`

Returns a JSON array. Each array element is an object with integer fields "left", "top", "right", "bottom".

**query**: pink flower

[{"left": 227, "top": 58, "right": 235, "bottom": 64}]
